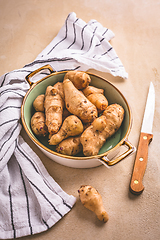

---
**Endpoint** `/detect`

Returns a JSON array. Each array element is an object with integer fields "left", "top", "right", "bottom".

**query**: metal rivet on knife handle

[{"left": 134, "top": 180, "right": 139, "bottom": 184}]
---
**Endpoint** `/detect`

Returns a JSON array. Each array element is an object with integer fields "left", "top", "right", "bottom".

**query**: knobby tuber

[
  {"left": 53, "top": 82, "right": 65, "bottom": 100},
  {"left": 80, "top": 104, "right": 124, "bottom": 156},
  {"left": 80, "top": 115, "right": 108, "bottom": 156},
  {"left": 83, "top": 86, "right": 108, "bottom": 112},
  {"left": 82, "top": 85, "right": 104, "bottom": 97},
  {"left": 87, "top": 93, "right": 108, "bottom": 113},
  {"left": 33, "top": 94, "right": 45, "bottom": 112},
  {"left": 78, "top": 185, "right": 109, "bottom": 223},
  {"left": 102, "top": 103, "right": 124, "bottom": 136},
  {"left": 63, "top": 79, "right": 98, "bottom": 123},
  {"left": 56, "top": 135, "right": 82, "bottom": 156},
  {"left": 44, "top": 86, "right": 64, "bottom": 135},
  {"left": 64, "top": 71, "right": 91, "bottom": 90},
  {"left": 31, "top": 112, "right": 48, "bottom": 137},
  {"left": 55, "top": 122, "right": 90, "bottom": 155},
  {"left": 49, "top": 115, "right": 83, "bottom": 145}
]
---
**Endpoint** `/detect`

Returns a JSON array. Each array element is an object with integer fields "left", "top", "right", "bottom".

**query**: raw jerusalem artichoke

[
  {"left": 63, "top": 79, "right": 98, "bottom": 123},
  {"left": 83, "top": 86, "right": 108, "bottom": 112},
  {"left": 64, "top": 70, "right": 91, "bottom": 90},
  {"left": 33, "top": 94, "right": 45, "bottom": 112},
  {"left": 78, "top": 185, "right": 109, "bottom": 223},
  {"left": 56, "top": 135, "right": 82, "bottom": 156},
  {"left": 31, "top": 112, "right": 48, "bottom": 137},
  {"left": 80, "top": 104, "right": 124, "bottom": 156},
  {"left": 102, "top": 103, "right": 124, "bottom": 135},
  {"left": 49, "top": 115, "right": 83, "bottom": 145},
  {"left": 87, "top": 93, "right": 108, "bottom": 113},
  {"left": 53, "top": 82, "right": 65, "bottom": 100},
  {"left": 80, "top": 115, "right": 108, "bottom": 156},
  {"left": 44, "top": 86, "right": 64, "bottom": 135},
  {"left": 82, "top": 85, "right": 104, "bottom": 97}
]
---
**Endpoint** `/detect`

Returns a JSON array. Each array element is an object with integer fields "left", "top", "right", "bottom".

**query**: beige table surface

[{"left": 0, "top": 0, "right": 160, "bottom": 240}]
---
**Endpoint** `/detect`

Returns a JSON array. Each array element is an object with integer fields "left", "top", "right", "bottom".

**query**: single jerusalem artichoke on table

[{"left": 78, "top": 185, "right": 109, "bottom": 223}]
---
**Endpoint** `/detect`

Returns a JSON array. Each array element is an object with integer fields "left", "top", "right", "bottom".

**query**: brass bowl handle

[
  {"left": 25, "top": 64, "right": 54, "bottom": 86},
  {"left": 100, "top": 139, "right": 136, "bottom": 166}
]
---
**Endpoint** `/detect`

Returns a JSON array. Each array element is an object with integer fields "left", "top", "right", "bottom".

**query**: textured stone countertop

[{"left": 0, "top": 1, "right": 160, "bottom": 240}]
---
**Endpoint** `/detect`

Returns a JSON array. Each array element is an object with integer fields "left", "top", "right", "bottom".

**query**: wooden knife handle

[{"left": 130, "top": 132, "right": 153, "bottom": 195}]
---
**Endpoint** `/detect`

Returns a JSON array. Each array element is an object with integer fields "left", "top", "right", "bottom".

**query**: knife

[{"left": 130, "top": 82, "right": 155, "bottom": 195}]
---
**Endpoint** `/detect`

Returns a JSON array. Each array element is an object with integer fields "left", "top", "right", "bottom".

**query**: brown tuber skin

[
  {"left": 31, "top": 112, "right": 48, "bottom": 137},
  {"left": 55, "top": 122, "right": 90, "bottom": 156},
  {"left": 63, "top": 79, "right": 98, "bottom": 123},
  {"left": 83, "top": 86, "right": 108, "bottom": 112},
  {"left": 102, "top": 103, "right": 124, "bottom": 136},
  {"left": 44, "top": 86, "right": 64, "bottom": 135},
  {"left": 82, "top": 85, "right": 104, "bottom": 97},
  {"left": 87, "top": 93, "right": 108, "bottom": 113},
  {"left": 80, "top": 104, "right": 124, "bottom": 156},
  {"left": 80, "top": 115, "right": 108, "bottom": 156},
  {"left": 49, "top": 115, "right": 83, "bottom": 145},
  {"left": 78, "top": 185, "right": 109, "bottom": 223},
  {"left": 53, "top": 82, "right": 65, "bottom": 100},
  {"left": 33, "top": 94, "right": 45, "bottom": 112},
  {"left": 56, "top": 135, "right": 82, "bottom": 156},
  {"left": 64, "top": 71, "right": 91, "bottom": 90}
]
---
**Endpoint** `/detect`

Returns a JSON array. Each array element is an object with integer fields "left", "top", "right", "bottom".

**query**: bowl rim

[{"left": 21, "top": 70, "right": 133, "bottom": 161}]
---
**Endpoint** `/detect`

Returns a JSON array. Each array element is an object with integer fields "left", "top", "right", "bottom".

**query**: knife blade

[{"left": 130, "top": 82, "right": 155, "bottom": 195}]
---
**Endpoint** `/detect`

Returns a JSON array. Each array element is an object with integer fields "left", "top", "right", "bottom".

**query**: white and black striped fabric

[{"left": 0, "top": 12, "right": 128, "bottom": 239}]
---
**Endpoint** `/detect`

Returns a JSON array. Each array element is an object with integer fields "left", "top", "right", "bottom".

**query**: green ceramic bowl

[{"left": 21, "top": 65, "right": 135, "bottom": 168}]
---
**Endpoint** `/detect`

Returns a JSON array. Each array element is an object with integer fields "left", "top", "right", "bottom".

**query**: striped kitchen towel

[
  {"left": 0, "top": 12, "right": 128, "bottom": 239},
  {"left": 24, "top": 12, "right": 128, "bottom": 79}
]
